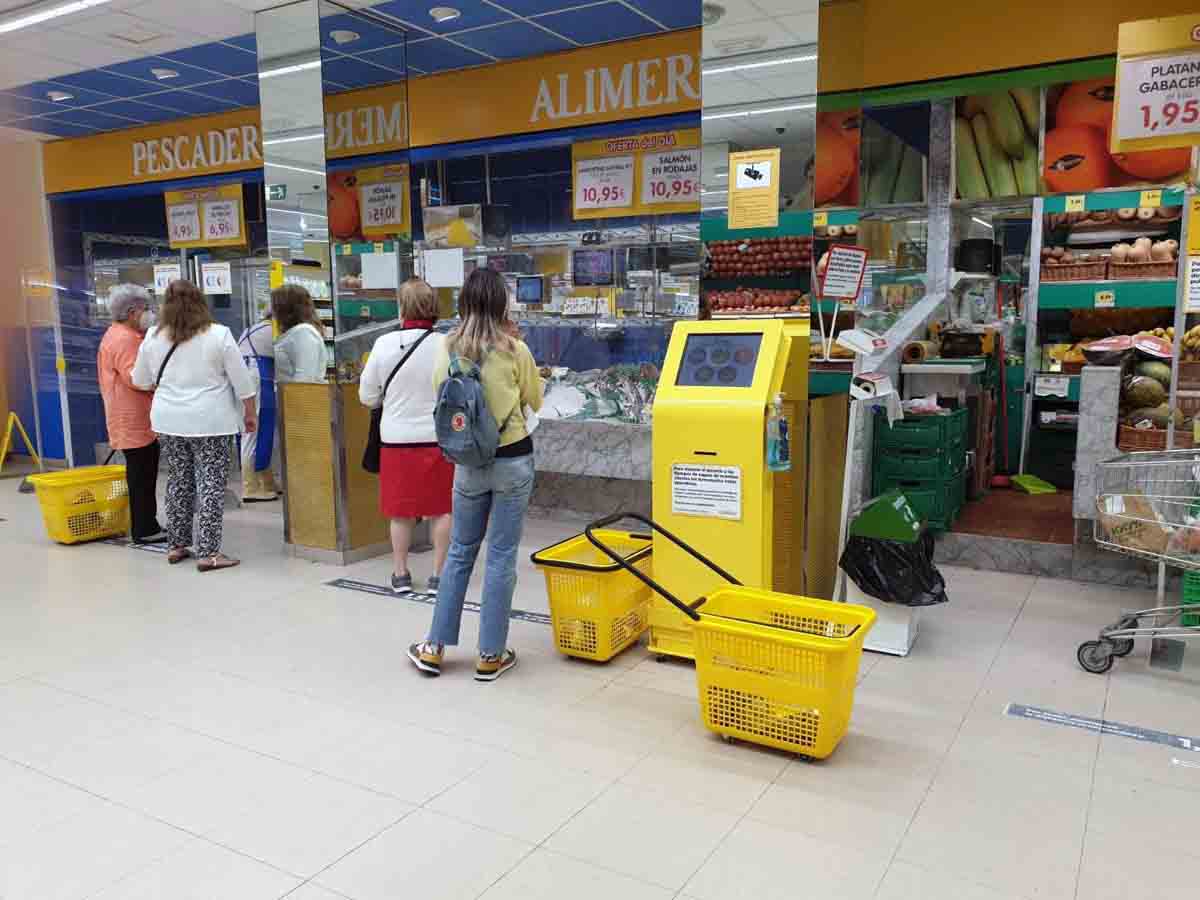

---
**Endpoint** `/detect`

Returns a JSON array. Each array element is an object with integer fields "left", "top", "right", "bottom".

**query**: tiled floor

[{"left": 2, "top": 487, "right": 1199, "bottom": 899}]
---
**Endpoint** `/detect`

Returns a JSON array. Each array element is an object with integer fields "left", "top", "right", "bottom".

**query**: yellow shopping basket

[
  {"left": 531, "top": 529, "right": 652, "bottom": 661},
  {"left": 27, "top": 465, "right": 130, "bottom": 545},
  {"left": 584, "top": 513, "right": 875, "bottom": 759}
]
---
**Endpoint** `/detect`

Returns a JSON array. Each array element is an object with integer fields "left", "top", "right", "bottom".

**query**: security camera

[{"left": 775, "top": 126, "right": 787, "bottom": 135}]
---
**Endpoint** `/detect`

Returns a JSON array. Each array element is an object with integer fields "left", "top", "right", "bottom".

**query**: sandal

[
  {"left": 167, "top": 547, "right": 192, "bottom": 565},
  {"left": 197, "top": 554, "right": 240, "bottom": 573}
]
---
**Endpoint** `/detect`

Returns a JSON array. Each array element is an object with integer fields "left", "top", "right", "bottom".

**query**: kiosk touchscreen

[{"left": 650, "top": 318, "right": 811, "bottom": 660}]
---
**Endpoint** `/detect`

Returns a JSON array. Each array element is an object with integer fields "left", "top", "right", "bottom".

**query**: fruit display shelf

[
  {"left": 1042, "top": 187, "right": 1185, "bottom": 214},
  {"left": 1038, "top": 279, "right": 1177, "bottom": 310}
]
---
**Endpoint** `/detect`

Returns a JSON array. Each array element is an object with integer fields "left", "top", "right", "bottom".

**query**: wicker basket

[
  {"left": 1117, "top": 424, "right": 1195, "bottom": 452},
  {"left": 1109, "top": 260, "right": 1178, "bottom": 280},
  {"left": 1178, "top": 360, "right": 1200, "bottom": 390},
  {"left": 1041, "top": 260, "right": 1107, "bottom": 281}
]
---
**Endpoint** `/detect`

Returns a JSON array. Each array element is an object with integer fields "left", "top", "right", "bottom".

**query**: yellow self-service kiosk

[{"left": 649, "top": 317, "right": 815, "bottom": 659}]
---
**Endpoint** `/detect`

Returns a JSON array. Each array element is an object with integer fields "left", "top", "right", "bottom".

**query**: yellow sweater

[{"left": 433, "top": 339, "right": 544, "bottom": 447}]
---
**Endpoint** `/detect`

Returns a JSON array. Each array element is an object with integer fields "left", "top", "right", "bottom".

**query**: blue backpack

[{"left": 435, "top": 354, "right": 501, "bottom": 467}]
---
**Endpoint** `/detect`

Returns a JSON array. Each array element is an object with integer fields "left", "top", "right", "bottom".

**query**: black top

[{"left": 496, "top": 435, "right": 533, "bottom": 459}]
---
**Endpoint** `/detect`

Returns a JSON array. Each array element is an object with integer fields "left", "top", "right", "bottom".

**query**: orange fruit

[
  {"left": 1111, "top": 146, "right": 1191, "bottom": 180},
  {"left": 327, "top": 173, "right": 360, "bottom": 241},
  {"left": 1054, "top": 78, "right": 1115, "bottom": 131},
  {"left": 814, "top": 121, "right": 855, "bottom": 205},
  {"left": 1043, "top": 125, "right": 1116, "bottom": 192}
]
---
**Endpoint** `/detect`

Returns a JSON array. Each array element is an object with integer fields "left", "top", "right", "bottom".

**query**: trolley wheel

[
  {"left": 1110, "top": 638, "right": 1135, "bottom": 657},
  {"left": 1077, "top": 640, "right": 1115, "bottom": 674}
]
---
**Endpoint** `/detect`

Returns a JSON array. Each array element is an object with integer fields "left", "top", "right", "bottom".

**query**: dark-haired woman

[
  {"left": 133, "top": 279, "right": 257, "bottom": 572},
  {"left": 408, "top": 268, "right": 542, "bottom": 682},
  {"left": 272, "top": 284, "right": 327, "bottom": 384}
]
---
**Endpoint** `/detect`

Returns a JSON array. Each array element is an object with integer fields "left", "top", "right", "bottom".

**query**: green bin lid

[{"left": 849, "top": 489, "right": 924, "bottom": 542}]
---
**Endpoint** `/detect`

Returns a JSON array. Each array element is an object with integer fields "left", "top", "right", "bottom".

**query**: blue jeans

[{"left": 428, "top": 454, "right": 535, "bottom": 655}]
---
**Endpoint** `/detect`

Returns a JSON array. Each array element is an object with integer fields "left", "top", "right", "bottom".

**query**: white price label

[
  {"left": 641, "top": 148, "right": 700, "bottom": 205},
  {"left": 574, "top": 155, "right": 634, "bottom": 210},
  {"left": 1036, "top": 375, "right": 1070, "bottom": 398},
  {"left": 1188, "top": 258, "right": 1200, "bottom": 312},
  {"left": 1117, "top": 52, "right": 1200, "bottom": 143},
  {"left": 360, "top": 181, "right": 405, "bottom": 228},
  {"left": 672, "top": 297, "right": 700, "bottom": 317},
  {"left": 153, "top": 263, "right": 181, "bottom": 294},
  {"left": 562, "top": 297, "right": 602, "bottom": 315},
  {"left": 203, "top": 200, "right": 241, "bottom": 242},
  {"left": 167, "top": 203, "right": 200, "bottom": 244},
  {"left": 201, "top": 261, "right": 232, "bottom": 295}
]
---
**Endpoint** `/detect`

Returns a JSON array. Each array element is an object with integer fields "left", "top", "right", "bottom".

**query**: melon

[
  {"left": 1134, "top": 361, "right": 1172, "bottom": 389},
  {"left": 1124, "top": 375, "right": 1167, "bottom": 408}
]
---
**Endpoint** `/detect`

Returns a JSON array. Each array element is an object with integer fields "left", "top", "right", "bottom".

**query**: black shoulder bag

[
  {"left": 156, "top": 341, "right": 181, "bottom": 386},
  {"left": 362, "top": 329, "right": 433, "bottom": 473}
]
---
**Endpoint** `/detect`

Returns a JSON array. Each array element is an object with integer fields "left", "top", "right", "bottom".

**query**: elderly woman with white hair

[{"left": 97, "top": 283, "right": 165, "bottom": 543}]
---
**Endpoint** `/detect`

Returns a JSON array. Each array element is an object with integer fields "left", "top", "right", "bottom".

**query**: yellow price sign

[
  {"left": 1139, "top": 189, "right": 1162, "bottom": 208},
  {"left": 373, "top": 242, "right": 385, "bottom": 253},
  {"left": 1094, "top": 289, "right": 1116, "bottom": 309},
  {"left": 812, "top": 211, "right": 828, "bottom": 228},
  {"left": 1065, "top": 195, "right": 1086, "bottom": 213}
]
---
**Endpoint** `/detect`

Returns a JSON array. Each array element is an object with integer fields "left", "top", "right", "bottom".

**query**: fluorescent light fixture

[
  {"left": 258, "top": 60, "right": 321, "bottom": 79},
  {"left": 703, "top": 54, "right": 816, "bottom": 76},
  {"left": 971, "top": 217, "right": 994, "bottom": 230},
  {"left": 0, "top": 0, "right": 110, "bottom": 35},
  {"left": 714, "top": 171, "right": 727, "bottom": 178},
  {"left": 701, "top": 190, "right": 725, "bottom": 196},
  {"left": 262, "top": 132, "right": 324, "bottom": 146},
  {"left": 266, "top": 161, "right": 325, "bottom": 176},
  {"left": 268, "top": 207, "right": 328, "bottom": 219},
  {"left": 702, "top": 102, "right": 815, "bottom": 120},
  {"left": 429, "top": 6, "right": 460, "bottom": 23},
  {"left": 150, "top": 67, "right": 178, "bottom": 81},
  {"left": 46, "top": 90, "right": 74, "bottom": 102}
]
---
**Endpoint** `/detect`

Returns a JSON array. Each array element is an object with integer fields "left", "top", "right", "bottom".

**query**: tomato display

[
  {"left": 704, "top": 236, "right": 814, "bottom": 278},
  {"left": 704, "top": 289, "right": 809, "bottom": 313}
]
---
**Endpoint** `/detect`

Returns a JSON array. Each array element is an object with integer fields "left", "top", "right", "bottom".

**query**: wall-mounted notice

[
  {"left": 727, "top": 148, "right": 781, "bottom": 230},
  {"left": 200, "top": 261, "right": 232, "bottom": 295},
  {"left": 153, "top": 263, "right": 181, "bottom": 294},
  {"left": 671, "top": 463, "right": 742, "bottom": 521}
]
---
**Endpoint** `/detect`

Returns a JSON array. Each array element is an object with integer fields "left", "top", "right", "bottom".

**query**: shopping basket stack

[
  {"left": 534, "top": 513, "right": 875, "bottom": 758},
  {"left": 27, "top": 465, "right": 130, "bottom": 544}
]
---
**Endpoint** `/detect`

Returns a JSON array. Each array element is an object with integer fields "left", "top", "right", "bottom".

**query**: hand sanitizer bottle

[{"left": 766, "top": 393, "right": 791, "bottom": 472}]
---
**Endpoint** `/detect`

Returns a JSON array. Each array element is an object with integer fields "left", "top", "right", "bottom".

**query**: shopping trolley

[
  {"left": 584, "top": 513, "right": 875, "bottom": 758},
  {"left": 1080, "top": 448, "right": 1200, "bottom": 674}
]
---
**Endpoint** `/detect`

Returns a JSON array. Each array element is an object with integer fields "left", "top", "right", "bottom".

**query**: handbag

[{"left": 362, "top": 328, "right": 433, "bottom": 473}]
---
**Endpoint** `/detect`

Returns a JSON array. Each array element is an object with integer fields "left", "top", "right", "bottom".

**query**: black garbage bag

[{"left": 839, "top": 531, "right": 949, "bottom": 607}]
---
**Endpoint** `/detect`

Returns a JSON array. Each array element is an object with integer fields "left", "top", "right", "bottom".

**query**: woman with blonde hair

[
  {"left": 271, "top": 284, "right": 327, "bottom": 384},
  {"left": 408, "top": 268, "right": 542, "bottom": 681},
  {"left": 133, "top": 279, "right": 256, "bottom": 572},
  {"left": 359, "top": 278, "right": 451, "bottom": 595}
]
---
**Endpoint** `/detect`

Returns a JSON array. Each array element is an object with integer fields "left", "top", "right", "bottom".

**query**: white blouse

[
  {"left": 358, "top": 327, "right": 445, "bottom": 444},
  {"left": 276, "top": 322, "right": 327, "bottom": 383},
  {"left": 132, "top": 323, "right": 256, "bottom": 437}
]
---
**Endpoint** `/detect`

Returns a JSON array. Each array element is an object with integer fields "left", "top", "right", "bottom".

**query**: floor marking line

[
  {"left": 1006, "top": 702, "right": 1200, "bottom": 752},
  {"left": 325, "top": 577, "right": 553, "bottom": 626}
]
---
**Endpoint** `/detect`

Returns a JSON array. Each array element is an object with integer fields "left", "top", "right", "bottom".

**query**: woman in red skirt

[{"left": 359, "top": 279, "right": 452, "bottom": 595}]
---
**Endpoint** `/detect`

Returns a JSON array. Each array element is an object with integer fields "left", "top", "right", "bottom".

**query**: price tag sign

[
  {"left": 1187, "top": 258, "right": 1200, "bottom": 312},
  {"left": 1035, "top": 375, "right": 1070, "bottom": 398},
  {"left": 1140, "top": 189, "right": 1163, "bottom": 208},
  {"left": 562, "top": 297, "right": 602, "bottom": 316},
  {"left": 201, "top": 261, "right": 233, "bottom": 295},
  {"left": 1094, "top": 289, "right": 1116, "bottom": 308},
  {"left": 167, "top": 203, "right": 200, "bottom": 244},
  {"left": 812, "top": 211, "right": 828, "bottom": 228},
  {"left": 1065, "top": 195, "right": 1086, "bottom": 212},
  {"left": 203, "top": 200, "right": 241, "bottom": 242},
  {"left": 641, "top": 148, "right": 700, "bottom": 205},
  {"left": 574, "top": 156, "right": 634, "bottom": 211},
  {"left": 360, "top": 181, "right": 405, "bottom": 229},
  {"left": 153, "top": 263, "right": 181, "bottom": 294},
  {"left": 1116, "top": 52, "right": 1200, "bottom": 144},
  {"left": 672, "top": 296, "right": 700, "bottom": 317}
]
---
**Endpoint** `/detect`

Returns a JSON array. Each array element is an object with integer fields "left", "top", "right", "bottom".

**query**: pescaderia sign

[{"left": 43, "top": 29, "right": 699, "bottom": 195}]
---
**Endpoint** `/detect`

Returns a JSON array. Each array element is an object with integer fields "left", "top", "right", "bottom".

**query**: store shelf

[
  {"left": 334, "top": 240, "right": 410, "bottom": 255},
  {"left": 1038, "top": 279, "right": 1177, "bottom": 310},
  {"left": 809, "top": 366, "right": 852, "bottom": 396},
  {"left": 1042, "top": 187, "right": 1185, "bottom": 213},
  {"left": 901, "top": 358, "right": 987, "bottom": 376},
  {"left": 700, "top": 209, "right": 858, "bottom": 242}
]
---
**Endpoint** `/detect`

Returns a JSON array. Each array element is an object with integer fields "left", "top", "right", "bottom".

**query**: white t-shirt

[
  {"left": 276, "top": 322, "right": 327, "bottom": 383},
  {"left": 358, "top": 327, "right": 445, "bottom": 444},
  {"left": 132, "top": 323, "right": 256, "bottom": 437}
]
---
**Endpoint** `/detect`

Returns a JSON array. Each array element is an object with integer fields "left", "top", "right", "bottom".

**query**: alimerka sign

[{"left": 43, "top": 28, "right": 700, "bottom": 194}]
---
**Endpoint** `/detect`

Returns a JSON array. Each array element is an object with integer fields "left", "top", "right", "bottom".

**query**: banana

[
  {"left": 971, "top": 113, "right": 1017, "bottom": 197},
  {"left": 1009, "top": 86, "right": 1039, "bottom": 138},
  {"left": 865, "top": 133, "right": 903, "bottom": 206},
  {"left": 892, "top": 143, "right": 924, "bottom": 203},
  {"left": 955, "top": 117, "right": 990, "bottom": 200},
  {"left": 1013, "top": 133, "right": 1039, "bottom": 195},
  {"left": 981, "top": 92, "right": 1028, "bottom": 158}
]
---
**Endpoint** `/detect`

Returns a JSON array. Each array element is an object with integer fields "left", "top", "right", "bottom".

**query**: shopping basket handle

[{"left": 584, "top": 513, "right": 742, "bottom": 622}]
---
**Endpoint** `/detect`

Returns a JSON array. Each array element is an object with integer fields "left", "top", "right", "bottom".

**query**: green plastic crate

[
  {"left": 1183, "top": 572, "right": 1200, "bottom": 627},
  {"left": 873, "top": 436, "right": 967, "bottom": 482},
  {"left": 872, "top": 472, "right": 966, "bottom": 532},
  {"left": 874, "top": 408, "right": 968, "bottom": 454}
]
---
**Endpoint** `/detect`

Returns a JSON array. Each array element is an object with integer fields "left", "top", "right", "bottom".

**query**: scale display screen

[
  {"left": 516, "top": 276, "right": 543, "bottom": 303},
  {"left": 572, "top": 249, "right": 614, "bottom": 286},
  {"left": 675, "top": 333, "right": 762, "bottom": 387}
]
